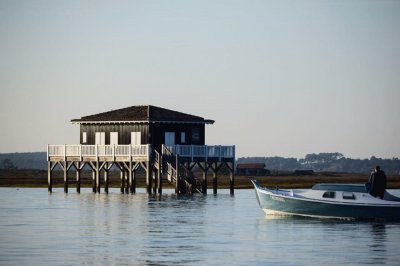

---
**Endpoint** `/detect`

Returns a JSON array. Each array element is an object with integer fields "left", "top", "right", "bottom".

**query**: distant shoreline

[{"left": 1, "top": 169, "right": 400, "bottom": 189}]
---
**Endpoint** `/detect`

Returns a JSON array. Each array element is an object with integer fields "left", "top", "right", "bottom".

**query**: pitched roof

[
  {"left": 71, "top": 105, "right": 215, "bottom": 124},
  {"left": 236, "top": 163, "right": 266, "bottom": 169}
]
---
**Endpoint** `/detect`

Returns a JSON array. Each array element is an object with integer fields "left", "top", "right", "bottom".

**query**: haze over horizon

[{"left": 1, "top": 0, "right": 399, "bottom": 159}]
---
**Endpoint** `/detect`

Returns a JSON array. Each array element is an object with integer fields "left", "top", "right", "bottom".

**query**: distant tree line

[
  {"left": 1, "top": 152, "right": 399, "bottom": 174},
  {"left": 237, "top": 152, "right": 400, "bottom": 174}
]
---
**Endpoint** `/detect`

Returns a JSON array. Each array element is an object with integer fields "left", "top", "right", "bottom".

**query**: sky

[{"left": 0, "top": 0, "right": 399, "bottom": 159}]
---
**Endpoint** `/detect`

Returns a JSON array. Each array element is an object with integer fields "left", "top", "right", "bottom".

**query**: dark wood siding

[
  {"left": 80, "top": 122, "right": 205, "bottom": 151},
  {"left": 80, "top": 124, "right": 149, "bottom": 145}
]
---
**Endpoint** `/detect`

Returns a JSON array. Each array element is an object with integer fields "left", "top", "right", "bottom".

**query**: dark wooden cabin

[{"left": 71, "top": 105, "right": 214, "bottom": 152}]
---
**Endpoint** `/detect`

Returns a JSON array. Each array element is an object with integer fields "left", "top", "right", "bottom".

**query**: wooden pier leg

[
  {"left": 157, "top": 162, "right": 162, "bottom": 195},
  {"left": 125, "top": 170, "right": 129, "bottom": 194},
  {"left": 213, "top": 163, "right": 218, "bottom": 195},
  {"left": 152, "top": 167, "right": 157, "bottom": 194},
  {"left": 48, "top": 162, "right": 52, "bottom": 193},
  {"left": 64, "top": 161, "right": 68, "bottom": 193},
  {"left": 175, "top": 155, "right": 180, "bottom": 194},
  {"left": 120, "top": 170, "right": 125, "bottom": 194},
  {"left": 129, "top": 162, "right": 134, "bottom": 194},
  {"left": 104, "top": 164, "right": 109, "bottom": 194},
  {"left": 132, "top": 170, "right": 136, "bottom": 193},
  {"left": 202, "top": 163, "right": 208, "bottom": 195},
  {"left": 146, "top": 162, "right": 152, "bottom": 194},
  {"left": 92, "top": 170, "right": 96, "bottom": 193},
  {"left": 76, "top": 169, "right": 81, "bottom": 194},
  {"left": 229, "top": 162, "right": 234, "bottom": 195},
  {"left": 96, "top": 162, "right": 101, "bottom": 193}
]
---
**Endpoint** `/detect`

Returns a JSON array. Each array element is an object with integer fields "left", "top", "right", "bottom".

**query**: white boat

[{"left": 251, "top": 180, "right": 400, "bottom": 220}]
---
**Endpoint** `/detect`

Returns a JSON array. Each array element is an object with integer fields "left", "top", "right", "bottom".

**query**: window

[
  {"left": 181, "top": 132, "right": 186, "bottom": 144},
  {"left": 110, "top": 132, "right": 118, "bottom": 145},
  {"left": 343, "top": 192, "right": 355, "bottom": 200},
  {"left": 131, "top": 132, "right": 141, "bottom": 145},
  {"left": 323, "top": 191, "right": 335, "bottom": 198},
  {"left": 82, "top": 132, "right": 87, "bottom": 143}
]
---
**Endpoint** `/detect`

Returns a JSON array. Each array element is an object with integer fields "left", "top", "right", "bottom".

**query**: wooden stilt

[
  {"left": 48, "top": 162, "right": 52, "bottom": 193},
  {"left": 229, "top": 162, "right": 234, "bottom": 195},
  {"left": 124, "top": 170, "right": 129, "bottom": 194},
  {"left": 146, "top": 162, "right": 152, "bottom": 194},
  {"left": 157, "top": 160, "right": 162, "bottom": 195},
  {"left": 213, "top": 163, "right": 218, "bottom": 195},
  {"left": 202, "top": 163, "right": 208, "bottom": 195},
  {"left": 132, "top": 170, "right": 136, "bottom": 193},
  {"left": 120, "top": 170, "right": 125, "bottom": 193},
  {"left": 64, "top": 161, "right": 68, "bottom": 193},
  {"left": 92, "top": 170, "right": 96, "bottom": 193},
  {"left": 76, "top": 169, "right": 81, "bottom": 193},
  {"left": 175, "top": 155, "right": 180, "bottom": 194},
  {"left": 152, "top": 167, "right": 157, "bottom": 194},
  {"left": 129, "top": 162, "right": 134, "bottom": 194},
  {"left": 104, "top": 164, "right": 109, "bottom": 194}
]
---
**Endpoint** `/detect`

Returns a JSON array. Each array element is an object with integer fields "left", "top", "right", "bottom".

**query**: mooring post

[
  {"left": 48, "top": 162, "right": 52, "bottom": 193},
  {"left": 64, "top": 161, "right": 68, "bottom": 193},
  {"left": 152, "top": 167, "right": 157, "bottom": 194}
]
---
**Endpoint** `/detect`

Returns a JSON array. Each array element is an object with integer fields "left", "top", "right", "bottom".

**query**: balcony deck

[{"left": 47, "top": 144, "right": 235, "bottom": 162}]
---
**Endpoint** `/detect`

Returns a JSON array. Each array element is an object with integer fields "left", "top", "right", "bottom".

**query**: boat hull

[{"left": 254, "top": 184, "right": 400, "bottom": 220}]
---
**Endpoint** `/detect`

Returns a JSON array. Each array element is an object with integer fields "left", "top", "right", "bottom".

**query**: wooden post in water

[
  {"left": 213, "top": 163, "right": 218, "bottom": 195},
  {"left": 48, "top": 162, "right": 52, "bottom": 193},
  {"left": 124, "top": 170, "right": 129, "bottom": 194},
  {"left": 120, "top": 169, "right": 125, "bottom": 193},
  {"left": 229, "top": 162, "right": 234, "bottom": 195},
  {"left": 157, "top": 158, "right": 162, "bottom": 195},
  {"left": 129, "top": 162, "right": 134, "bottom": 194},
  {"left": 152, "top": 167, "right": 157, "bottom": 194},
  {"left": 92, "top": 170, "right": 96, "bottom": 193},
  {"left": 63, "top": 161, "right": 68, "bottom": 193},
  {"left": 202, "top": 163, "right": 208, "bottom": 195},
  {"left": 76, "top": 167, "right": 81, "bottom": 194},
  {"left": 104, "top": 163, "right": 109, "bottom": 194},
  {"left": 146, "top": 162, "right": 152, "bottom": 194},
  {"left": 175, "top": 155, "right": 180, "bottom": 194}
]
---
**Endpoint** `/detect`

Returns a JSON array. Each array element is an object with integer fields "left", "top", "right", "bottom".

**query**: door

[
  {"left": 131, "top": 132, "right": 141, "bottom": 145},
  {"left": 110, "top": 132, "right": 118, "bottom": 145},
  {"left": 165, "top": 132, "right": 175, "bottom": 146},
  {"left": 95, "top": 132, "right": 105, "bottom": 145}
]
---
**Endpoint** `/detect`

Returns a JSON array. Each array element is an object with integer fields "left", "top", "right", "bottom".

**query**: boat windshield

[{"left": 312, "top": 184, "right": 367, "bottom": 193}]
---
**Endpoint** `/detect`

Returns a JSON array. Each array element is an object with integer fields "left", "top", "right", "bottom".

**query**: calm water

[{"left": 1, "top": 188, "right": 400, "bottom": 266}]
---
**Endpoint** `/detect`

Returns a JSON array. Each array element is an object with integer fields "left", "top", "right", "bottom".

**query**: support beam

[
  {"left": 213, "top": 163, "right": 218, "bottom": 195},
  {"left": 96, "top": 162, "right": 101, "bottom": 193},
  {"left": 125, "top": 170, "right": 129, "bottom": 194},
  {"left": 157, "top": 159, "right": 162, "bottom": 195},
  {"left": 129, "top": 161, "right": 134, "bottom": 194},
  {"left": 120, "top": 170, "right": 125, "bottom": 193},
  {"left": 152, "top": 167, "right": 157, "bottom": 194},
  {"left": 48, "top": 162, "right": 52, "bottom": 193},
  {"left": 64, "top": 161, "right": 68, "bottom": 193},
  {"left": 202, "top": 162, "right": 208, "bottom": 195},
  {"left": 104, "top": 163, "right": 109, "bottom": 194},
  {"left": 229, "top": 162, "right": 235, "bottom": 195},
  {"left": 146, "top": 162, "right": 152, "bottom": 194},
  {"left": 175, "top": 155, "right": 180, "bottom": 194},
  {"left": 76, "top": 168, "right": 81, "bottom": 193},
  {"left": 92, "top": 171, "right": 96, "bottom": 193}
]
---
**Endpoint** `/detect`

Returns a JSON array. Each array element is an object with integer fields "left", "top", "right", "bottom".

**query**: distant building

[
  {"left": 236, "top": 163, "right": 270, "bottom": 176},
  {"left": 294, "top": 169, "right": 314, "bottom": 175}
]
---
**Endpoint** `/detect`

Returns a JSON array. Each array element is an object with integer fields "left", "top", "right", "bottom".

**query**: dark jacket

[{"left": 368, "top": 170, "right": 387, "bottom": 198}]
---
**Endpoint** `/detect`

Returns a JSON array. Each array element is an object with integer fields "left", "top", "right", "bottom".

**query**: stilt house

[{"left": 47, "top": 105, "right": 235, "bottom": 195}]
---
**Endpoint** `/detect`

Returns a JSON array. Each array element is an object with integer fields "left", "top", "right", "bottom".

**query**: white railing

[
  {"left": 47, "top": 144, "right": 151, "bottom": 160},
  {"left": 163, "top": 145, "right": 235, "bottom": 160}
]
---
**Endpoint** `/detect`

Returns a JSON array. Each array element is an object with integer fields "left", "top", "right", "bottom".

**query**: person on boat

[{"left": 368, "top": 165, "right": 387, "bottom": 199}]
